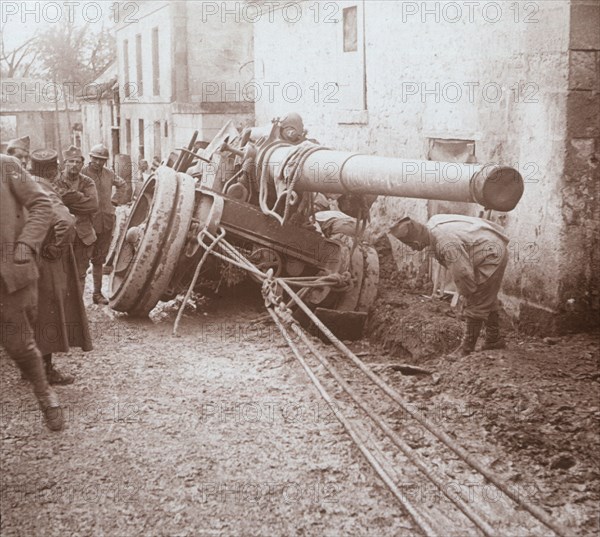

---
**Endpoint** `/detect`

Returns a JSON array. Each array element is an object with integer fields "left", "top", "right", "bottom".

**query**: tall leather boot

[
  {"left": 43, "top": 354, "right": 75, "bottom": 385},
  {"left": 17, "top": 348, "right": 65, "bottom": 431},
  {"left": 92, "top": 264, "right": 108, "bottom": 305},
  {"left": 481, "top": 311, "right": 506, "bottom": 350},
  {"left": 452, "top": 318, "right": 483, "bottom": 357}
]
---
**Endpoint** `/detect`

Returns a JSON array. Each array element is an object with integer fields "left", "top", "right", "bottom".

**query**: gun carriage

[{"left": 108, "top": 113, "right": 524, "bottom": 328}]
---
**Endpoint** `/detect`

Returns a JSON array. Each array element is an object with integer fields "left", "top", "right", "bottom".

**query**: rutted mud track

[
  {"left": 1, "top": 276, "right": 598, "bottom": 535},
  {"left": 1, "top": 290, "right": 413, "bottom": 537}
]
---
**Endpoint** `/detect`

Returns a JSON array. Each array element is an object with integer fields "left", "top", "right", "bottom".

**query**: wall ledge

[{"left": 338, "top": 109, "right": 369, "bottom": 125}]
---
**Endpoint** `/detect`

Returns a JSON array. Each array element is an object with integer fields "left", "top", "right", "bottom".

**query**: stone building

[
  {"left": 0, "top": 78, "right": 81, "bottom": 154},
  {"left": 251, "top": 0, "right": 599, "bottom": 333},
  {"left": 79, "top": 62, "right": 120, "bottom": 160},
  {"left": 114, "top": 0, "right": 254, "bottom": 164}
]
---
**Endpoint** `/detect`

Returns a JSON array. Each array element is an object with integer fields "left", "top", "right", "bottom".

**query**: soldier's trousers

[
  {"left": 91, "top": 227, "right": 113, "bottom": 267},
  {"left": 0, "top": 280, "right": 48, "bottom": 384},
  {"left": 463, "top": 253, "right": 509, "bottom": 320},
  {"left": 73, "top": 236, "right": 93, "bottom": 286}
]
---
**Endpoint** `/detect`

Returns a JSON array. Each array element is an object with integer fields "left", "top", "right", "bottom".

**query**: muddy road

[{"left": 1, "top": 280, "right": 598, "bottom": 536}]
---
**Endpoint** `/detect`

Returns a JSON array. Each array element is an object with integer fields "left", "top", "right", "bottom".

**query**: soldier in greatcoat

[
  {"left": 0, "top": 154, "right": 64, "bottom": 431},
  {"left": 30, "top": 149, "right": 93, "bottom": 385}
]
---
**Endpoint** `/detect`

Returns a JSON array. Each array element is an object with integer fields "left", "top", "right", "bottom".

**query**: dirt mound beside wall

[{"left": 367, "top": 236, "right": 462, "bottom": 361}]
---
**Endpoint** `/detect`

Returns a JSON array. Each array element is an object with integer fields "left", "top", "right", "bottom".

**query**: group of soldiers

[
  {"left": 1, "top": 136, "right": 128, "bottom": 431},
  {"left": 0, "top": 119, "right": 511, "bottom": 433}
]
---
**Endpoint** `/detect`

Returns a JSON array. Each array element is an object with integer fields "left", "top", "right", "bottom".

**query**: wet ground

[{"left": 1, "top": 258, "right": 598, "bottom": 536}]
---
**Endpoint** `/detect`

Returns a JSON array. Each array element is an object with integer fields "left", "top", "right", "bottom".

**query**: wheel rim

[
  {"left": 109, "top": 166, "right": 181, "bottom": 312},
  {"left": 127, "top": 173, "right": 197, "bottom": 316}
]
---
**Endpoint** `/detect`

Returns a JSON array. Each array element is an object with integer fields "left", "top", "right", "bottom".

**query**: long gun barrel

[{"left": 265, "top": 146, "right": 524, "bottom": 212}]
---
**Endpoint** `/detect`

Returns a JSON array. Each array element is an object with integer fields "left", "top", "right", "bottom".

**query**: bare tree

[
  {"left": 0, "top": 22, "right": 40, "bottom": 77},
  {"left": 35, "top": 19, "right": 115, "bottom": 87}
]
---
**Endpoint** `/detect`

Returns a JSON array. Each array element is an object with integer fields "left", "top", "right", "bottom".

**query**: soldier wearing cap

[
  {"left": 390, "top": 214, "right": 510, "bottom": 356},
  {"left": 53, "top": 145, "right": 99, "bottom": 288},
  {"left": 6, "top": 136, "right": 31, "bottom": 168},
  {"left": 30, "top": 149, "right": 93, "bottom": 385},
  {"left": 279, "top": 112, "right": 306, "bottom": 143},
  {"left": 81, "top": 144, "right": 129, "bottom": 304},
  {"left": 0, "top": 153, "right": 65, "bottom": 431}
]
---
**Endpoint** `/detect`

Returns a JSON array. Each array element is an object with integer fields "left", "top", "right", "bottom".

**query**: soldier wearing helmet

[{"left": 81, "top": 144, "right": 129, "bottom": 305}]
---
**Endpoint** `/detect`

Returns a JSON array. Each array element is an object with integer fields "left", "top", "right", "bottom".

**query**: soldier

[
  {"left": 6, "top": 136, "right": 31, "bottom": 168},
  {"left": 81, "top": 144, "right": 129, "bottom": 304},
  {"left": 31, "top": 149, "right": 93, "bottom": 385},
  {"left": 0, "top": 154, "right": 64, "bottom": 431},
  {"left": 390, "top": 214, "right": 509, "bottom": 356},
  {"left": 53, "top": 146, "right": 99, "bottom": 287}
]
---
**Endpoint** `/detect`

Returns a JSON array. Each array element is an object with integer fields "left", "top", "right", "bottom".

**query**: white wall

[{"left": 253, "top": 0, "right": 572, "bottom": 314}]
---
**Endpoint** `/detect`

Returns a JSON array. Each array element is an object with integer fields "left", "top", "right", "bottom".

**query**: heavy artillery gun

[{"left": 108, "top": 113, "right": 524, "bottom": 327}]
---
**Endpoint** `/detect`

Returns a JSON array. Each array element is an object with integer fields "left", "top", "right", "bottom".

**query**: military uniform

[
  {"left": 391, "top": 214, "right": 510, "bottom": 355},
  {"left": 0, "top": 153, "right": 64, "bottom": 430},
  {"left": 6, "top": 136, "right": 30, "bottom": 168},
  {"left": 81, "top": 144, "right": 129, "bottom": 304},
  {"left": 52, "top": 147, "right": 99, "bottom": 284},
  {"left": 32, "top": 149, "right": 93, "bottom": 385}
]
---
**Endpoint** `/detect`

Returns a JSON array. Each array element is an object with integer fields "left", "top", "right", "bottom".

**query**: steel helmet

[{"left": 90, "top": 144, "right": 109, "bottom": 160}]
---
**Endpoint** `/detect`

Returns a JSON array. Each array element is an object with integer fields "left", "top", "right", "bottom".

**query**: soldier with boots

[
  {"left": 53, "top": 146, "right": 99, "bottom": 287},
  {"left": 390, "top": 214, "right": 509, "bottom": 356},
  {"left": 82, "top": 144, "right": 128, "bottom": 305},
  {"left": 32, "top": 149, "right": 93, "bottom": 385},
  {"left": 0, "top": 154, "right": 64, "bottom": 431}
]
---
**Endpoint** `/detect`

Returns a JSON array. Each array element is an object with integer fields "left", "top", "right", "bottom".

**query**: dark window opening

[
  {"left": 125, "top": 118, "right": 132, "bottom": 155},
  {"left": 138, "top": 118, "right": 145, "bottom": 159},
  {"left": 136, "top": 34, "right": 143, "bottom": 96},
  {"left": 153, "top": 121, "right": 161, "bottom": 160},
  {"left": 123, "top": 39, "right": 130, "bottom": 97},
  {"left": 152, "top": 27, "right": 160, "bottom": 96}
]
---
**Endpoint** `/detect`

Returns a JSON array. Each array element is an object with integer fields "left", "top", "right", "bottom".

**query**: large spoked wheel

[{"left": 109, "top": 167, "right": 196, "bottom": 316}]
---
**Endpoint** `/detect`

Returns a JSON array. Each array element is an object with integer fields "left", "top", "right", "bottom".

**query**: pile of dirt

[
  {"left": 367, "top": 236, "right": 462, "bottom": 359},
  {"left": 366, "top": 235, "right": 600, "bottom": 534}
]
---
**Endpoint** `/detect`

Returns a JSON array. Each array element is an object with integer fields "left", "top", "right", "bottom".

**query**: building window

[
  {"left": 136, "top": 34, "right": 143, "bottom": 96},
  {"left": 125, "top": 118, "right": 132, "bottom": 155},
  {"left": 153, "top": 121, "right": 162, "bottom": 160},
  {"left": 343, "top": 6, "right": 358, "bottom": 52},
  {"left": 164, "top": 121, "right": 168, "bottom": 138},
  {"left": 123, "top": 39, "right": 130, "bottom": 97},
  {"left": 152, "top": 27, "right": 160, "bottom": 96},
  {"left": 138, "top": 118, "right": 145, "bottom": 159}
]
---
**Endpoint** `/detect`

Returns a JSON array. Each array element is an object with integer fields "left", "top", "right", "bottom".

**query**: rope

[
  {"left": 284, "top": 316, "right": 499, "bottom": 537},
  {"left": 257, "top": 141, "right": 327, "bottom": 224},
  {"left": 169, "top": 222, "right": 567, "bottom": 536},
  {"left": 267, "top": 308, "right": 439, "bottom": 537},
  {"left": 275, "top": 278, "right": 570, "bottom": 537},
  {"left": 172, "top": 228, "right": 226, "bottom": 336}
]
